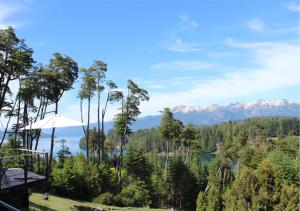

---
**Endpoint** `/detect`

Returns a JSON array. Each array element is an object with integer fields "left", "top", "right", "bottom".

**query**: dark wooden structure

[{"left": 0, "top": 149, "right": 48, "bottom": 210}]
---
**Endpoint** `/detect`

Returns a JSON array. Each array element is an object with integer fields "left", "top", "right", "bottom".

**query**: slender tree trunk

[
  {"left": 80, "top": 99, "right": 87, "bottom": 138},
  {"left": 48, "top": 102, "right": 58, "bottom": 176},
  {"left": 0, "top": 96, "right": 18, "bottom": 147},
  {"left": 101, "top": 112, "right": 104, "bottom": 162},
  {"left": 15, "top": 94, "right": 21, "bottom": 145},
  {"left": 23, "top": 101, "right": 28, "bottom": 149},
  {"left": 117, "top": 98, "right": 127, "bottom": 192},
  {"left": 86, "top": 97, "right": 90, "bottom": 160},
  {"left": 101, "top": 92, "right": 109, "bottom": 163},
  {"left": 117, "top": 134, "right": 124, "bottom": 192},
  {"left": 97, "top": 79, "right": 101, "bottom": 162},
  {"left": 0, "top": 74, "right": 11, "bottom": 112},
  {"left": 35, "top": 99, "right": 48, "bottom": 150}
]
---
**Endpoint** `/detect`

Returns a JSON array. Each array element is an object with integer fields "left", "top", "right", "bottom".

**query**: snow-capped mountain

[
  {"left": 53, "top": 99, "right": 300, "bottom": 137},
  {"left": 172, "top": 99, "right": 299, "bottom": 113},
  {"left": 169, "top": 99, "right": 299, "bottom": 126}
]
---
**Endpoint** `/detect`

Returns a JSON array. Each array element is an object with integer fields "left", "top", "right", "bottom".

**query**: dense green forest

[
  {"left": 73, "top": 115, "right": 299, "bottom": 210},
  {"left": 119, "top": 117, "right": 300, "bottom": 152}
]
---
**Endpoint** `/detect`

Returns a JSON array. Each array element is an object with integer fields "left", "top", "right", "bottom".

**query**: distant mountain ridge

[
  {"left": 53, "top": 99, "right": 300, "bottom": 137},
  {"left": 172, "top": 99, "right": 300, "bottom": 113}
]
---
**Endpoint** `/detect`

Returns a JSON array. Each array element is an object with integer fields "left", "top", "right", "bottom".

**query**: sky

[{"left": 0, "top": 0, "right": 300, "bottom": 124}]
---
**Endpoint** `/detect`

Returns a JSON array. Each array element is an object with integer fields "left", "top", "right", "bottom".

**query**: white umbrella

[{"left": 20, "top": 114, "right": 86, "bottom": 130}]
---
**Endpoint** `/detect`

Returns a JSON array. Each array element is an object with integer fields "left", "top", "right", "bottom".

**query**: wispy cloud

[
  {"left": 225, "top": 38, "right": 273, "bottom": 48},
  {"left": 0, "top": 0, "right": 34, "bottom": 29},
  {"left": 164, "top": 38, "right": 203, "bottom": 52},
  {"left": 140, "top": 41, "right": 300, "bottom": 116},
  {"left": 246, "top": 19, "right": 264, "bottom": 31},
  {"left": 152, "top": 60, "right": 216, "bottom": 71},
  {"left": 0, "top": 1, "right": 22, "bottom": 29},
  {"left": 179, "top": 14, "right": 199, "bottom": 29},
  {"left": 287, "top": 1, "right": 300, "bottom": 12}
]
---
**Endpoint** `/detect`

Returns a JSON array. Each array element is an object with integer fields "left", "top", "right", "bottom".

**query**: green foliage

[
  {"left": 267, "top": 148, "right": 299, "bottom": 185},
  {"left": 93, "top": 192, "right": 115, "bottom": 205},
  {"left": 274, "top": 183, "right": 299, "bottom": 211},
  {"left": 118, "top": 180, "right": 151, "bottom": 207},
  {"left": 0, "top": 27, "right": 34, "bottom": 112},
  {"left": 129, "top": 117, "right": 300, "bottom": 153},
  {"left": 167, "top": 157, "right": 198, "bottom": 210},
  {"left": 196, "top": 192, "right": 207, "bottom": 211},
  {"left": 57, "top": 140, "right": 72, "bottom": 165},
  {"left": 51, "top": 154, "right": 114, "bottom": 200},
  {"left": 126, "top": 144, "right": 152, "bottom": 181}
]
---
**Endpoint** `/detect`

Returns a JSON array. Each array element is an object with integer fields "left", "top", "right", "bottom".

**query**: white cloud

[
  {"left": 165, "top": 38, "right": 203, "bottom": 52},
  {"left": 179, "top": 14, "right": 199, "bottom": 29},
  {"left": 0, "top": 0, "right": 34, "bottom": 29},
  {"left": 152, "top": 60, "right": 216, "bottom": 71},
  {"left": 246, "top": 19, "right": 264, "bottom": 31},
  {"left": 287, "top": 1, "right": 300, "bottom": 12},
  {"left": 225, "top": 38, "right": 273, "bottom": 48},
  {"left": 139, "top": 41, "right": 300, "bottom": 116}
]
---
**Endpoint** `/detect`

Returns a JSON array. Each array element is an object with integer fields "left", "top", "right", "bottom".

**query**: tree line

[{"left": 121, "top": 116, "right": 300, "bottom": 153}]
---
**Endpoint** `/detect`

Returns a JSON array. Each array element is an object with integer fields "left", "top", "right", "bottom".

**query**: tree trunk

[
  {"left": 14, "top": 94, "right": 21, "bottom": 145},
  {"left": 97, "top": 78, "right": 101, "bottom": 163},
  {"left": 0, "top": 74, "right": 11, "bottom": 112},
  {"left": 86, "top": 97, "right": 90, "bottom": 160},
  {"left": 117, "top": 135, "right": 124, "bottom": 192},
  {"left": 35, "top": 99, "right": 48, "bottom": 150},
  {"left": 0, "top": 96, "right": 17, "bottom": 147},
  {"left": 48, "top": 102, "right": 58, "bottom": 177},
  {"left": 101, "top": 92, "right": 110, "bottom": 163}
]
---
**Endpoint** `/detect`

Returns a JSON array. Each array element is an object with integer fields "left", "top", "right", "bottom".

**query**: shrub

[
  {"left": 93, "top": 192, "right": 115, "bottom": 205},
  {"left": 118, "top": 180, "right": 150, "bottom": 207}
]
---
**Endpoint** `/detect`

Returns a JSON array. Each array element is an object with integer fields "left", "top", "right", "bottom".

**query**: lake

[
  {"left": 36, "top": 136, "right": 84, "bottom": 156},
  {"left": 5, "top": 136, "right": 217, "bottom": 164}
]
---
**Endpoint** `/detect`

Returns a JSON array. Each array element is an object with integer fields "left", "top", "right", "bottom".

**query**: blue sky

[{"left": 0, "top": 0, "right": 300, "bottom": 122}]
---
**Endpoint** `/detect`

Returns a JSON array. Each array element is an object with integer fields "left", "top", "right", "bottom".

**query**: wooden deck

[{"left": 0, "top": 168, "right": 46, "bottom": 190}]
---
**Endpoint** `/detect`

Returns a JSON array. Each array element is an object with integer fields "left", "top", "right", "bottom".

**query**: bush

[
  {"left": 93, "top": 192, "right": 115, "bottom": 205},
  {"left": 118, "top": 180, "right": 150, "bottom": 207},
  {"left": 51, "top": 154, "right": 114, "bottom": 200}
]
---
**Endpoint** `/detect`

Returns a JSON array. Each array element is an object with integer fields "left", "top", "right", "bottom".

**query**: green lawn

[{"left": 30, "top": 193, "right": 168, "bottom": 211}]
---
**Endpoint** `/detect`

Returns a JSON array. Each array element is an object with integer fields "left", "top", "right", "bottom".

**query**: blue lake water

[
  {"left": 4, "top": 136, "right": 217, "bottom": 164},
  {"left": 36, "top": 136, "right": 84, "bottom": 156}
]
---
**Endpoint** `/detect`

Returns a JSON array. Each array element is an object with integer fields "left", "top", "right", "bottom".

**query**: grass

[{"left": 30, "top": 192, "right": 168, "bottom": 211}]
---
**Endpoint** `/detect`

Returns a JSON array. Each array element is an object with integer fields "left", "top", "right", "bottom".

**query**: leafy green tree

[
  {"left": 167, "top": 157, "right": 198, "bottom": 210},
  {"left": 113, "top": 79, "right": 149, "bottom": 191},
  {"left": 78, "top": 67, "right": 96, "bottom": 159},
  {"left": 159, "top": 108, "right": 180, "bottom": 179},
  {"left": 117, "top": 180, "right": 151, "bottom": 207},
  {"left": 100, "top": 80, "right": 122, "bottom": 161},
  {"left": 42, "top": 53, "right": 78, "bottom": 174},
  {"left": 0, "top": 27, "right": 34, "bottom": 113},
  {"left": 126, "top": 144, "right": 151, "bottom": 183},
  {"left": 57, "top": 139, "right": 72, "bottom": 165},
  {"left": 181, "top": 123, "right": 197, "bottom": 163},
  {"left": 90, "top": 61, "right": 107, "bottom": 162}
]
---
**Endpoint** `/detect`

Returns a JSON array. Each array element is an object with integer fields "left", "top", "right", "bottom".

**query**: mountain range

[{"left": 53, "top": 99, "right": 300, "bottom": 137}]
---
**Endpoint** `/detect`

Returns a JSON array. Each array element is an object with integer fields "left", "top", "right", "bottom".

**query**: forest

[{"left": 78, "top": 114, "right": 299, "bottom": 210}]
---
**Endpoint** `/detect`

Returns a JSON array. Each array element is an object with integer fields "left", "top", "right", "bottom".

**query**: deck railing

[{"left": 0, "top": 148, "right": 48, "bottom": 190}]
